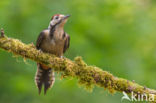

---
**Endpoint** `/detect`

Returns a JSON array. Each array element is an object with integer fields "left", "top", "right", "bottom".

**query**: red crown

[{"left": 51, "top": 14, "right": 60, "bottom": 20}]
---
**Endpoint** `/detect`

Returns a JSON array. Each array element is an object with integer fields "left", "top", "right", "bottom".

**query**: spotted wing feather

[
  {"left": 63, "top": 33, "right": 70, "bottom": 53},
  {"left": 36, "top": 31, "right": 46, "bottom": 49}
]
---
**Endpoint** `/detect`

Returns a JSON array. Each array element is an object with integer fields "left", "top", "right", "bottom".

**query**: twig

[
  {"left": 0, "top": 30, "right": 156, "bottom": 102},
  {"left": 1, "top": 28, "right": 4, "bottom": 37}
]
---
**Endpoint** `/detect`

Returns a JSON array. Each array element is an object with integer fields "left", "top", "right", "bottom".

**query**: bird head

[{"left": 48, "top": 14, "right": 70, "bottom": 29}]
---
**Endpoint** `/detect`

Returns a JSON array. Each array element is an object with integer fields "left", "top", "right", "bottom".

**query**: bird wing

[
  {"left": 63, "top": 33, "right": 70, "bottom": 53},
  {"left": 36, "top": 30, "right": 46, "bottom": 49}
]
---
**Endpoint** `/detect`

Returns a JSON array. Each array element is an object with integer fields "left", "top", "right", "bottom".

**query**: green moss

[{"left": 0, "top": 36, "right": 156, "bottom": 102}]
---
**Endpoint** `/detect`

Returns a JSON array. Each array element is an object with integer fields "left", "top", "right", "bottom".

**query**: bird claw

[
  {"left": 39, "top": 49, "right": 42, "bottom": 53},
  {"left": 60, "top": 56, "right": 65, "bottom": 59},
  {"left": 30, "top": 43, "right": 35, "bottom": 48}
]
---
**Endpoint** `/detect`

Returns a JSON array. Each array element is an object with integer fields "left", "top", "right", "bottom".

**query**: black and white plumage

[{"left": 35, "top": 14, "right": 70, "bottom": 94}]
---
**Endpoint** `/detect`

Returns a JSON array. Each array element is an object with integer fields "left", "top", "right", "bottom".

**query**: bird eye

[{"left": 55, "top": 16, "right": 59, "bottom": 19}]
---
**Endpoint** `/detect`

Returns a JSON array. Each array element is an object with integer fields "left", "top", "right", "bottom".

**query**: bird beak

[
  {"left": 63, "top": 15, "right": 70, "bottom": 20},
  {"left": 58, "top": 15, "right": 70, "bottom": 25}
]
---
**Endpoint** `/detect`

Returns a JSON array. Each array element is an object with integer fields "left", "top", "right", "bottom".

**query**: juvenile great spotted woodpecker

[{"left": 35, "top": 14, "right": 70, "bottom": 94}]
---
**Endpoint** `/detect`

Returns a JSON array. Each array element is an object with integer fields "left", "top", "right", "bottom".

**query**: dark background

[{"left": 0, "top": 0, "right": 156, "bottom": 103}]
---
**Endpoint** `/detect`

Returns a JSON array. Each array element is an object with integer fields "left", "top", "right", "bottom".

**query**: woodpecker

[{"left": 35, "top": 14, "right": 70, "bottom": 94}]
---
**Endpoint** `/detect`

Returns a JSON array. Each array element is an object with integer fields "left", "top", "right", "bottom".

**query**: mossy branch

[{"left": 0, "top": 29, "right": 156, "bottom": 102}]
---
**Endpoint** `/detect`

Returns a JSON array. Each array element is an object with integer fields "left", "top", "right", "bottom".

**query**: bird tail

[{"left": 35, "top": 63, "right": 55, "bottom": 95}]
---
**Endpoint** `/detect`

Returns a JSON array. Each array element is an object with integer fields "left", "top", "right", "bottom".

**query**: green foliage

[{"left": 0, "top": 0, "right": 156, "bottom": 103}]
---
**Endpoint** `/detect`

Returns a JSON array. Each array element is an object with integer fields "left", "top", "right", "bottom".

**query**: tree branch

[{"left": 0, "top": 30, "right": 156, "bottom": 102}]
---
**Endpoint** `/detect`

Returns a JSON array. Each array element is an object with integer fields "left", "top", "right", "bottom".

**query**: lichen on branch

[{"left": 0, "top": 30, "right": 156, "bottom": 102}]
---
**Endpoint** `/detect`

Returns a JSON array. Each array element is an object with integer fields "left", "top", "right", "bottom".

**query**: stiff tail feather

[{"left": 35, "top": 63, "right": 55, "bottom": 95}]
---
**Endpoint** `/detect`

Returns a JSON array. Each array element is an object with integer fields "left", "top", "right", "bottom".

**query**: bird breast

[{"left": 40, "top": 37, "right": 64, "bottom": 57}]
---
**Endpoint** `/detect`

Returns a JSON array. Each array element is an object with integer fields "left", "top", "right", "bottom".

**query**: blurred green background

[{"left": 0, "top": 0, "right": 156, "bottom": 103}]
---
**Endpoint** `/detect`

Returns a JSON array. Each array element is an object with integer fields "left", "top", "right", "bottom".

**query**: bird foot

[{"left": 60, "top": 56, "right": 65, "bottom": 59}]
